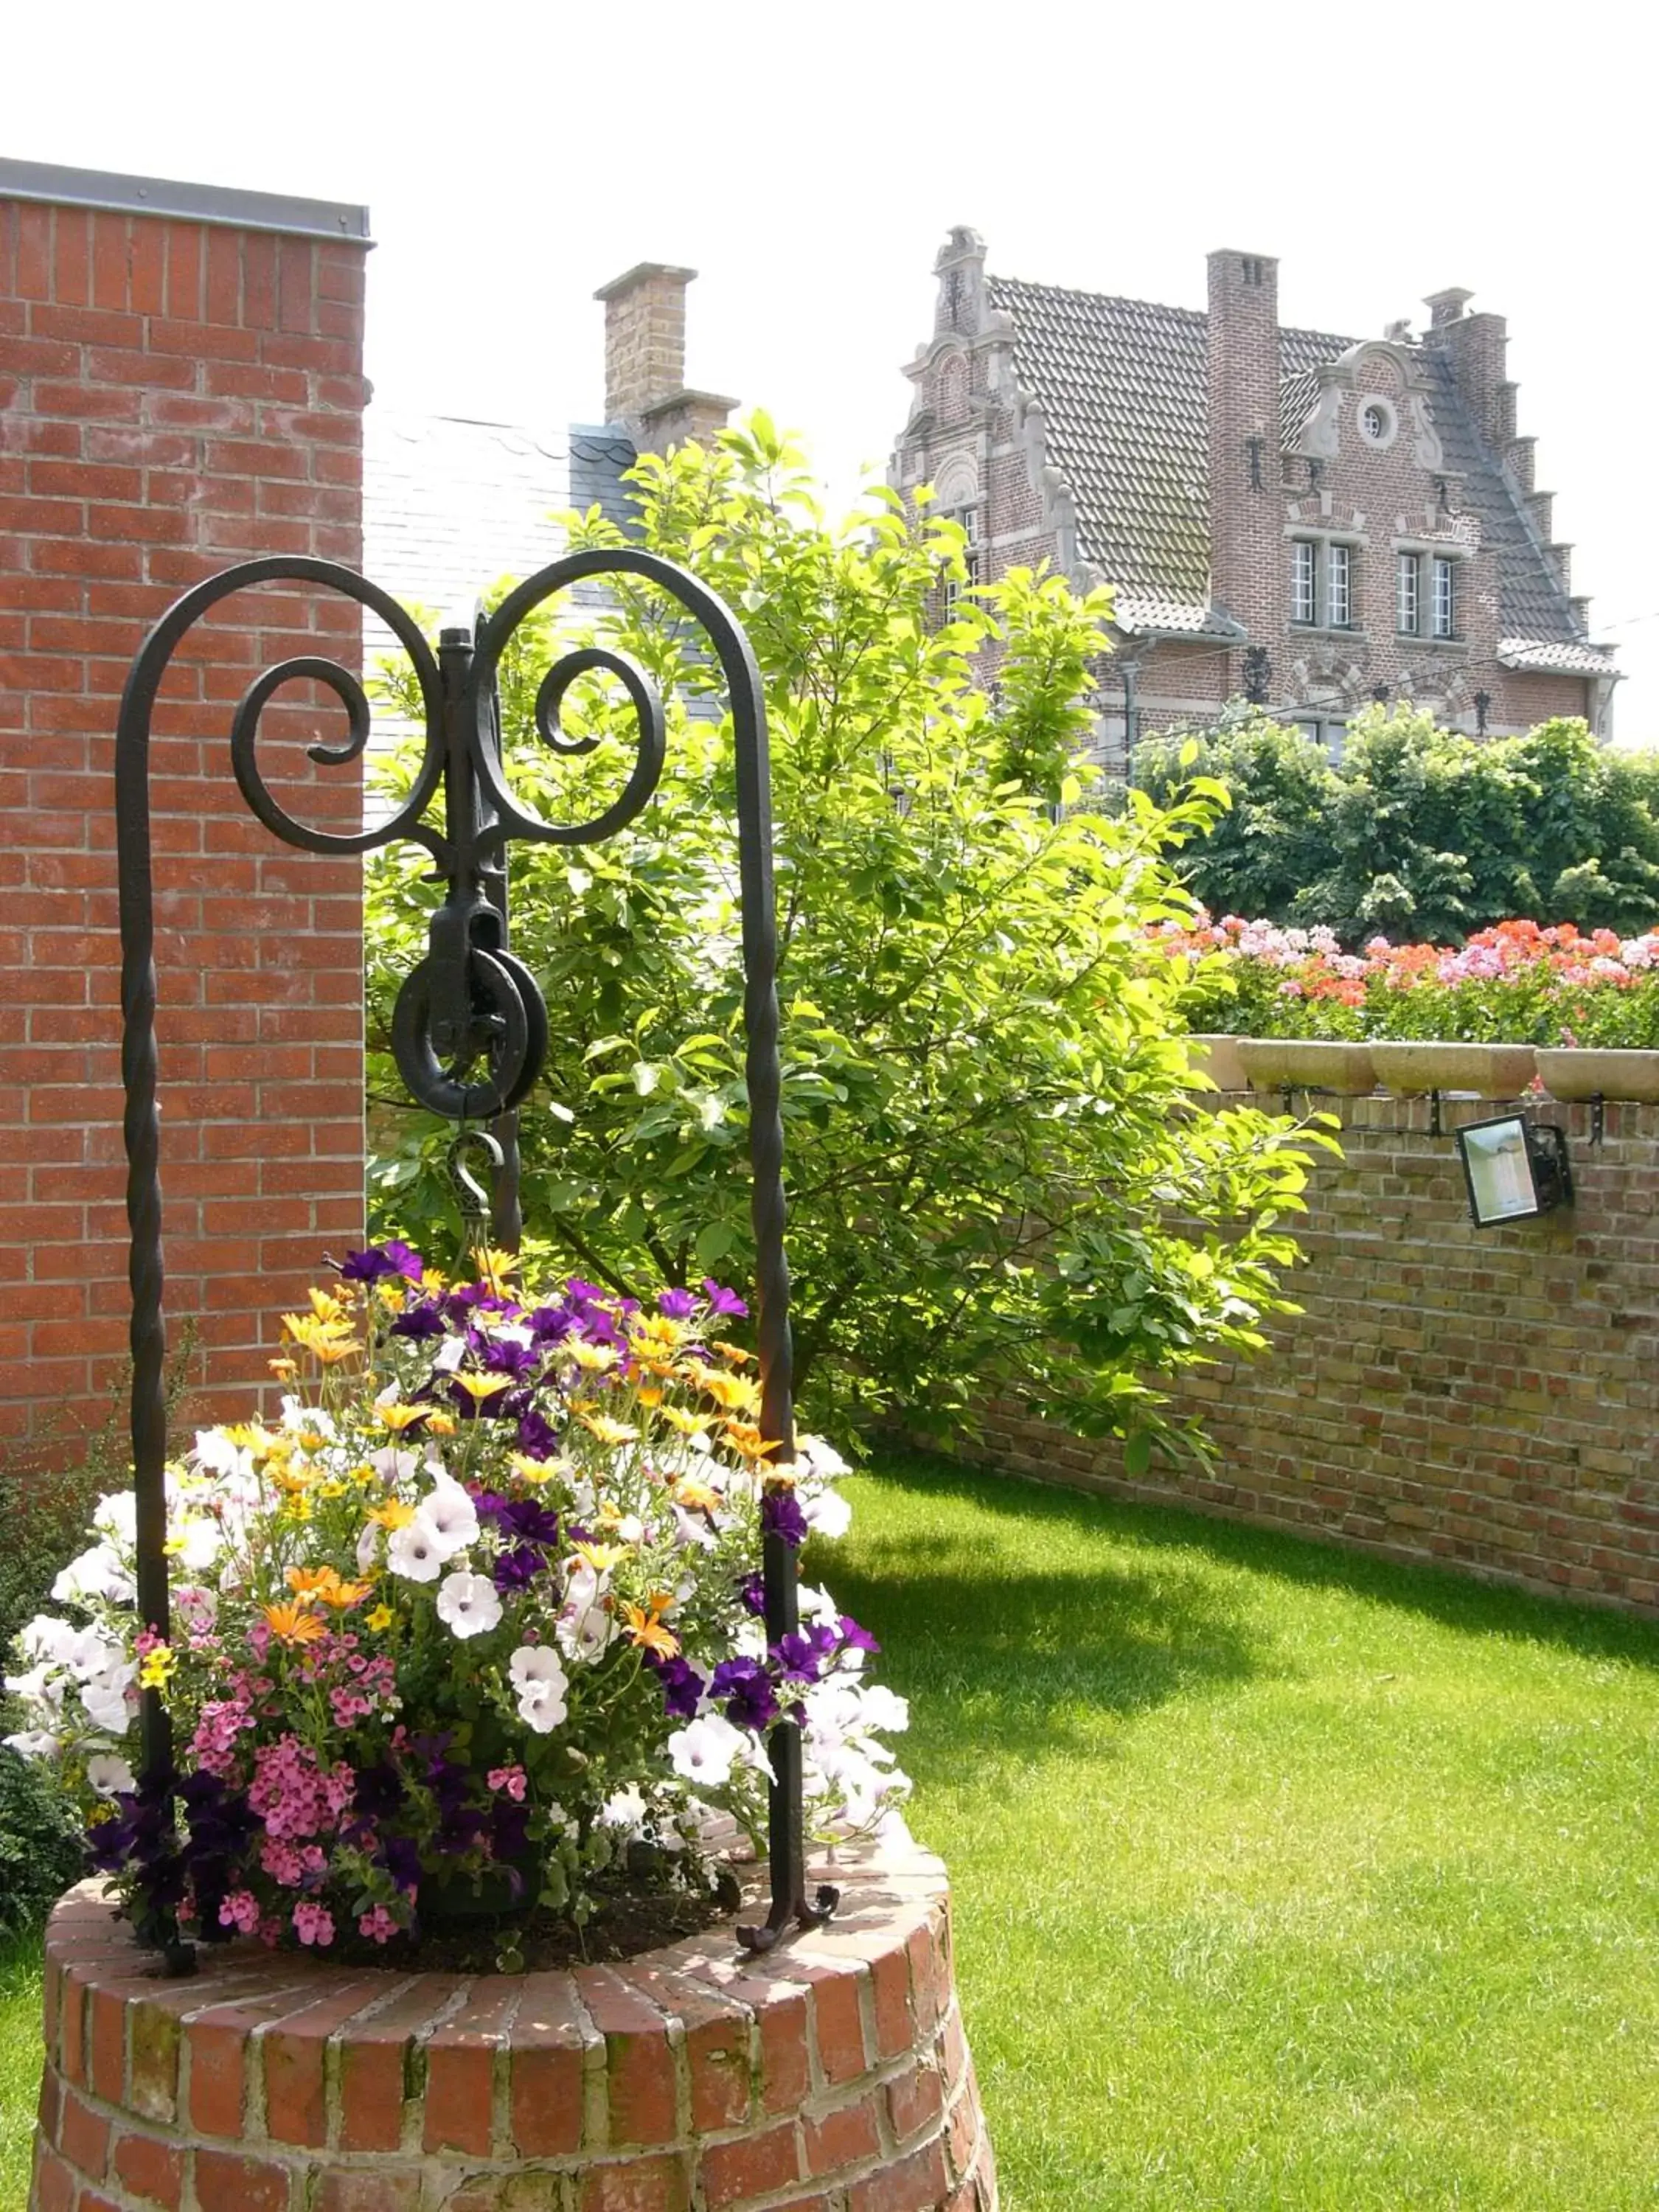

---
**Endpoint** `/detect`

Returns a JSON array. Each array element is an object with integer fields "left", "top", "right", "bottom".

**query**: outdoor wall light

[{"left": 1455, "top": 1113, "right": 1573, "bottom": 1226}]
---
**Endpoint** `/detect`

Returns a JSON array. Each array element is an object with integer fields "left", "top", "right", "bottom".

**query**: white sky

[{"left": 10, "top": 0, "right": 1655, "bottom": 734}]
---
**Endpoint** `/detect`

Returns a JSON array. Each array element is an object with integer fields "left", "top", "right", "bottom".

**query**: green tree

[
  {"left": 366, "top": 422, "right": 1328, "bottom": 1455},
  {"left": 1139, "top": 704, "right": 1659, "bottom": 945}
]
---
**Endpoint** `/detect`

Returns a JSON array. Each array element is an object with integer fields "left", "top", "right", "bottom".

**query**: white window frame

[
  {"left": 1327, "top": 542, "right": 1353, "bottom": 629},
  {"left": 1397, "top": 551, "right": 1421, "bottom": 636},
  {"left": 1291, "top": 539, "right": 1318, "bottom": 625},
  {"left": 1431, "top": 555, "right": 1457, "bottom": 639}
]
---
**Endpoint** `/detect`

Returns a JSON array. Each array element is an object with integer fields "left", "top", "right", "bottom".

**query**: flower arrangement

[
  {"left": 1156, "top": 912, "right": 1659, "bottom": 1048},
  {"left": 3, "top": 1245, "right": 908, "bottom": 1961}
]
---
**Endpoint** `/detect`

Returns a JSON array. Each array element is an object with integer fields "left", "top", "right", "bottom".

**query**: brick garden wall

[
  {"left": 31, "top": 1835, "right": 995, "bottom": 2212},
  {"left": 0, "top": 180, "right": 370, "bottom": 1455},
  {"left": 973, "top": 1092, "right": 1659, "bottom": 1614}
]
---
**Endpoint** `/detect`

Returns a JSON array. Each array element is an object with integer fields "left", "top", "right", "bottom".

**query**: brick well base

[{"left": 29, "top": 1834, "right": 995, "bottom": 2212}]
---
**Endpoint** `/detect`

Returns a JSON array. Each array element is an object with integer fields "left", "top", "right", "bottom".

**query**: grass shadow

[
  {"left": 852, "top": 1443, "right": 1659, "bottom": 1677},
  {"left": 824, "top": 1455, "right": 1279, "bottom": 1772}
]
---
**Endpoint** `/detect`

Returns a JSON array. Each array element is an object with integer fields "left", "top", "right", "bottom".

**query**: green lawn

[
  {"left": 833, "top": 1456, "right": 1659, "bottom": 2211},
  {"left": 0, "top": 1930, "right": 42, "bottom": 2212},
  {"left": 4, "top": 1455, "right": 1658, "bottom": 2209}
]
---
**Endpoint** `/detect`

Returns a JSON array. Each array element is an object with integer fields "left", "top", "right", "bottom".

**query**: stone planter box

[
  {"left": 1183, "top": 1034, "right": 1250, "bottom": 1092},
  {"left": 1535, "top": 1048, "right": 1659, "bottom": 1103},
  {"left": 1237, "top": 1038, "right": 1377, "bottom": 1094},
  {"left": 1368, "top": 1041, "right": 1536, "bottom": 1097},
  {"left": 29, "top": 1833, "right": 995, "bottom": 2212}
]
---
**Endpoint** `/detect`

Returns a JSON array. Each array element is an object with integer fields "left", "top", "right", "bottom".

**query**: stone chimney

[
  {"left": 593, "top": 261, "right": 737, "bottom": 456},
  {"left": 1206, "top": 248, "right": 1282, "bottom": 669}
]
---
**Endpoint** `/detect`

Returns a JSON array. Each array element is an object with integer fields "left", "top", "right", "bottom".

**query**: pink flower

[
  {"left": 217, "top": 1890, "right": 260, "bottom": 1935},
  {"left": 487, "top": 1764, "right": 529, "bottom": 1802},
  {"left": 358, "top": 1905, "right": 399, "bottom": 1945},
  {"left": 292, "top": 1902, "right": 335, "bottom": 1947}
]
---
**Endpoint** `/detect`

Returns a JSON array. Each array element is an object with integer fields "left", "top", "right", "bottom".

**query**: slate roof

[{"left": 984, "top": 274, "right": 1592, "bottom": 655}]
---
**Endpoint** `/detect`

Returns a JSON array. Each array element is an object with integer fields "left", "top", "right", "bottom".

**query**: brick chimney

[
  {"left": 1206, "top": 248, "right": 1281, "bottom": 673},
  {"left": 593, "top": 261, "right": 736, "bottom": 456},
  {"left": 1422, "top": 287, "right": 1513, "bottom": 451}
]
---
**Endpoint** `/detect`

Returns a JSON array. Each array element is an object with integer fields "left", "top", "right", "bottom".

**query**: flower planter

[
  {"left": 1535, "top": 1048, "right": 1659, "bottom": 1103},
  {"left": 30, "top": 1832, "right": 997, "bottom": 2212},
  {"left": 1368, "top": 1041, "right": 1536, "bottom": 1097},
  {"left": 1183, "top": 1033, "right": 1250, "bottom": 1092},
  {"left": 1237, "top": 1038, "right": 1377, "bottom": 1094}
]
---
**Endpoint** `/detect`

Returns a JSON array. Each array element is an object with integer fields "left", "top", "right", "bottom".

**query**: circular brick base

[{"left": 30, "top": 1833, "right": 995, "bottom": 2212}]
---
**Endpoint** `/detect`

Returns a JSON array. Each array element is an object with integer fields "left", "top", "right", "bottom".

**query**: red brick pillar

[{"left": 0, "top": 161, "right": 372, "bottom": 1455}]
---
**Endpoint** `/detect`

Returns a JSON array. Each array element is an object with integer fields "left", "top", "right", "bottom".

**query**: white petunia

[
  {"left": 280, "top": 1397, "right": 335, "bottom": 1439},
  {"left": 555, "top": 1562, "right": 615, "bottom": 1665},
  {"left": 368, "top": 1445, "right": 422, "bottom": 1484},
  {"left": 667, "top": 1714, "right": 750, "bottom": 1789},
  {"left": 169, "top": 1514, "right": 220, "bottom": 1571},
  {"left": 4, "top": 1663, "right": 59, "bottom": 1714},
  {"left": 92, "top": 1490, "right": 139, "bottom": 1545},
  {"left": 509, "top": 1644, "right": 569, "bottom": 1733},
  {"left": 420, "top": 1476, "right": 479, "bottom": 1559},
  {"left": 671, "top": 1506, "right": 718, "bottom": 1552},
  {"left": 801, "top": 1486, "right": 852, "bottom": 1540},
  {"left": 2, "top": 1729, "right": 60, "bottom": 1761},
  {"left": 598, "top": 1783, "right": 649, "bottom": 1834},
  {"left": 189, "top": 1430, "right": 252, "bottom": 1480},
  {"left": 80, "top": 1666, "right": 136, "bottom": 1734},
  {"left": 52, "top": 1545, "right": 135, "bottom": 1608},
  {"left": 386, "top": 1519, "right": 444, "bottom": 1583},
  {"left": 796, "top": 1434, "right": 850, "bottom": 1481},
  {"left": 435, "top": 1570, "right": 502, "bottom": 1641},
  {"left": 84, "top": 1753, "right": 136, "bottom": 1798},
  {"left": 17, "top": 1616, "right": 79, "bottom": 1666}
]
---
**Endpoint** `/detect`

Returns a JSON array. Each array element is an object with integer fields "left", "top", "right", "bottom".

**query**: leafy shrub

[{"left": 0, "top": 1748, "right": 83, "bottom": 1937}]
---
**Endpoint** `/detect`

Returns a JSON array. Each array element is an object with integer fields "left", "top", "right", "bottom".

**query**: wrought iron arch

[{"left": 114, "top": 549, "right": 828, "bottom": 1962}]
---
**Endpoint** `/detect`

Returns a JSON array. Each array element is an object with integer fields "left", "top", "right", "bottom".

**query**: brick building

[
  {"left": 1, "top": 157, "right": 371, "bottom": 1455},
  {"left": 891, "top": 229, "right": 1619, "bottom": 760}
]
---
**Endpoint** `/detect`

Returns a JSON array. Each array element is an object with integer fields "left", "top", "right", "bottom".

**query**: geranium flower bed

[
  {"left": 3, "top": 1245, "right": 908, "bottom": 1969},
  {"left": 1157, "top": 913, "right": 1659, "bottom": 1046}
]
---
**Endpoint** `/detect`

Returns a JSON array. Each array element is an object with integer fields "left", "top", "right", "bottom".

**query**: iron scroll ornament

[{"left": 114, "top": 548, "right": 832, "bottom": 1961}]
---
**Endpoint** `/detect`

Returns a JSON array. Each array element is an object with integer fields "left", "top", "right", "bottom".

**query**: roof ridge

[{"left": 987, "top": 272, "right": 1208, "bottom": 324}]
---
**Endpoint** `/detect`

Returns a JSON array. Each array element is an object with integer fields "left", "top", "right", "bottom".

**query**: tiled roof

[
  {"left": 1498, "top": 638, "right": 1619, "bottom": 677},
  {"left": 363, "top": 410, "right": 574, "bottom": 631},
  {"left": 984, "top": 274, "right": 1587, "bottom": 653}
]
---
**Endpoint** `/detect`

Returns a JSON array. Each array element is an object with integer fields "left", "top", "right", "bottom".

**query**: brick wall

[
  {"left": 970, "top": 1092, "right": 1659, "bottom": 1615},
  {"left": 0, "top": 174, "right": 370, "bottom": 1456}
]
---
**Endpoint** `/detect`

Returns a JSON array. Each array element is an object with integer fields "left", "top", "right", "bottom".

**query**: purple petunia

[
  {"left": 515, "top": 1408, "right": 560, "bottom": 1461},
  {"left": 837, "top": 1615, "right": 880, "bottom": 1658},
  {"left": 710, "top": 1656, "right": 779, "bottom": 1731},
  {"left": 760, "top": 1490, "right": 809, "bottom": 1548},
  {"left": 735, "top": 1571, "right": 766, "bottom": 1617},
  {"left": 703, "top": 1279, "right": 749, "bottom": 1318},
  {"left": 644, "top": 1652, "right": 706, "bottom": 1719},
  {"left": 773, "top": 1626, "right": 837, "bottom": 1683},
  {"left": 658, "top": 1287, "right": 698, "bottom": 1319},
  {"left": 492, "top": 1545, "right": 546, "bottom": 1595},
  {"left": 338, "top": 1240, "right": 425, "bottom": 1284},
  {"left": 389, "top": 1299, "right": 446, "bottom": 1340}
]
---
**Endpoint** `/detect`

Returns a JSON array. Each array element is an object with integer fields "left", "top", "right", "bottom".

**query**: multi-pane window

[
  {"left": 1291, "top": 540, "right": 1318, "bottom": 625},
  {"left": 1431, "top": 556, "right": 1457, "bottom": 639},
  {"left": 1397, "top": 552, "right": 1421, "bottom": 635},
  {"left": 1291, "top": 538, "right": 1357, "bottom": 627}
]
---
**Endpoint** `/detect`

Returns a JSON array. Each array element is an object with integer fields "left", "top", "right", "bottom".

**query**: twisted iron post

[{"left": 114, "top": 547, "right": 826, "bottom": 1961}]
